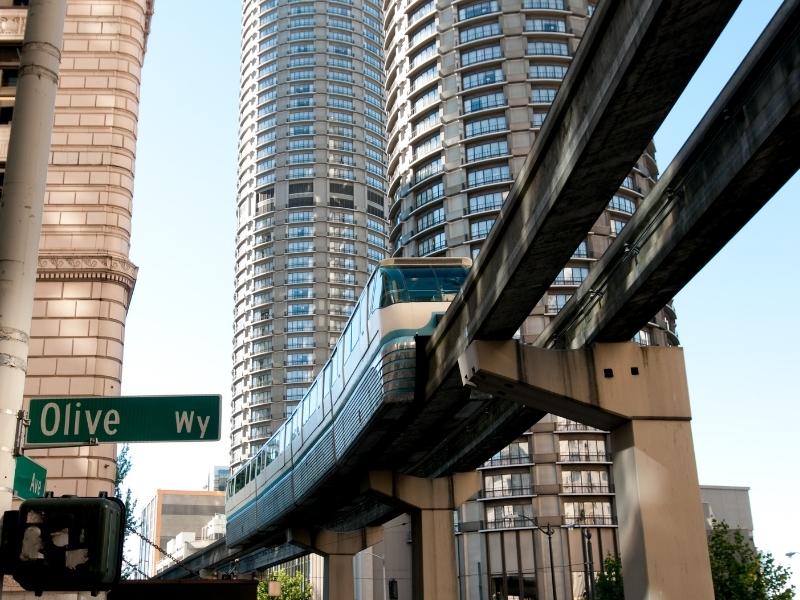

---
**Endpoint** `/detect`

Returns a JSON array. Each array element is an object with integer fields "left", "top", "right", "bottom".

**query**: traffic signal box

[{"left": 3, "top": 495, "right": 125, "bottom": 595}]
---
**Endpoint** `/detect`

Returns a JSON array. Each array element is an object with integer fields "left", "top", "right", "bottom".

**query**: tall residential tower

[
  {"left": 382, "top": 0, "right": 676, "bottom": 598},
  {"left": 232, "top": 0, "right": 389, "bottom": 469}
]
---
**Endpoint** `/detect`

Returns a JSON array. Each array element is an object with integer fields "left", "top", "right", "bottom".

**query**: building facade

[
  {"left": 137, "top": 489, "right": 225, "bottom": 578},
  {"left": 231, "top": 0, "right": 389, "bottom": 470},
  {"left": 0, "top": 0, "right": 153, "bottom": 497}
]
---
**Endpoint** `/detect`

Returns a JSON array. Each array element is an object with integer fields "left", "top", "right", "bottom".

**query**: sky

[{"left": 121, "top": 0, "right": 799, "bottom": 584}]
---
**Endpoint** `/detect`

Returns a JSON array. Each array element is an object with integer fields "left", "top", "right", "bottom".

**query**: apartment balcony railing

[
  {"left": 560, "top": 484, "right": 614, "bottom": 494},
  {"left": 480, "top": 486, "right": 534, "bottom": 499},
  {"left": 558, "top": 452, "right": 612, "bottom": 463}
]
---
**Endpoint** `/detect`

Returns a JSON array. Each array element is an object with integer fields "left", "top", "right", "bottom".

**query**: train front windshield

[{"left": 379, "top": 265, "right": 469, "bottom": 307}]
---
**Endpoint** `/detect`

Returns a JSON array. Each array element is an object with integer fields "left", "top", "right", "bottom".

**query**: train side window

[
  {"left": 323, "top": 362, "right": 331, "bottom": 397},
  {"left": 301, "top": 390, "right": 311, "bottom": 425},
  {"left": 332, "top": 348, "right": 343, "bottom": 391},
  {"left": 368, "top": 276, "right": 381, "bottom": 313},
  {"left": 291, "top": 413, "right": 301, "bottom": 439},
  {"left": 311, "top": 381, "right": 321, "bottom": 414},
  {"left": 350, "top": 302, "right": 362, "bottom": 350}
]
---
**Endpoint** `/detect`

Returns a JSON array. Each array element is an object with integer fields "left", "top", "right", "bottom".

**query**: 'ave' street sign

[
  {"left": 13, "top": 455, "right": 46, "bottom": 500},
  {"left": 26, "top": 395, "right": 221, "bottom": 445}
]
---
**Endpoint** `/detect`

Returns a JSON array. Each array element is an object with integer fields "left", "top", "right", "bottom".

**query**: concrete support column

[
  {"left": 366, "top": 470, "right": 481, "bottom": 600},
  {"left": 413, "top": 508, "right": 458, "bottom": 600},
  {"left": 457, "top": 340, "right": 715, "bottom": 598},
  {"left": 324, "top": 554, "right": 355, "bottom": 600},
  {"left": 288, "top": 527, "right": 382, "bottom": 600},
  {"left": 611, "top": 418, "right": 713, "bottom": 599}
]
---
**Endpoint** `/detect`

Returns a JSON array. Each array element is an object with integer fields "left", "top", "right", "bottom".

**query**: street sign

[
  {"left": 14, "top": 455, "right": 46, "bottom": 500},
  {"left": 26, "top": 395, "right": 221, "bottom": 445}
]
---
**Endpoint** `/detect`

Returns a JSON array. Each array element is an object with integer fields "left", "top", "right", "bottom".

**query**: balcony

[
  {"left": 558, "top": 452, "right": 612, "bottom": 463},
  {"left": 479, "top": 486, "right": 534, "bottom": 500},
  {"left": 560, "top": 484, "right": 614, "bottom": 494},
  {"left": 480, "top": 454, "right": 532, "bottom": 468}
]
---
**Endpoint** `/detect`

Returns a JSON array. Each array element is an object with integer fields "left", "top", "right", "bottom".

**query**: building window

[
  {"left": 559, "top": 439, "right": 608, "bottom": 462},
  {"left": 417, "top": 207, "right": 445, "bottom": 232},
  {"left": 610, "top": 218, "right": 626, "bottom": 235},
  {"left": 458, "top": 0, "right": 499, "bottom": 21},
  {"left": 608, "top": 195, "right": 636, "bottom": 214},
  {"left": 418, "top": 231, "right": 446, "bottom": 255},
  {"left": 529, "top": 63, "right": 568, "bottom": 79},
  {"left": 468, "top": 191, "right": 505, "bottom": 213},
  {"left": 466, "top": 139, "right": 508, "bottom": 162},
  {"left": 463, "top": 91, "right": 506, "bottom": 113},
  {"left": 415, "top": 180, "right": 444, "bottom": 208},
  {"left": 545, "top": 293, "right": 572, "bottom": 313},
  {"left": 414, "top": 157, "right": 443, "bottom": 184},
  {"left": 470, "top": 218, "right": 495, "bottom": 240},
  {"left": 459, "top": 21, "right": 501, "bottom": 43},
  {"left": 467, "top": 164, "right": 510, "bottom": 187},
  {"left": 531, "top": 87, "right": 558, "bottom": 103},
  {"left": 525, "top": 18, "right": 566, "bottom": 33},
  {"left": 461, "top": 45, "right": 502, "bottom": 67},
  {"left": 553, "top": 266, "right": 588, "bottom": 286},
  {"left": 465, "top": 115, "right": 507, "bottom": 137},
  {"left": 462, "top": 67, "right": 504, "bottom": 90},
  {"left": 527, "top": 41, "right": 569, "bottom": 56},
  {"left": 564, "top": 501, "right": 614, "bottom": 526}
]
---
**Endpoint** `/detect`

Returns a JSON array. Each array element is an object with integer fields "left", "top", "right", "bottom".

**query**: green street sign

[
  {"left": 14, "top": 455, "right": 46, "bottom": 500},
  {"left": 26, "top": 395, "right": 221, "bottom": 445}
]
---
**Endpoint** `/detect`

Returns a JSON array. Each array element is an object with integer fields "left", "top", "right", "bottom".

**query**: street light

[
  {"left": 786, "top": 552, "right": 798, "bottom": 558},
  {"left": 566, "top": 523, "right": 595, "bottom": 600},
  {"left": 514, "top": 513, "right": 559, "bottom": 600}
]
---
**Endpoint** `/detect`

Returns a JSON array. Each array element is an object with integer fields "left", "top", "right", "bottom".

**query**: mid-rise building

[
  {"left": 137, "top": 489, "right": 225, "bottom": 578},
  {"left": 231, "top": 0, "right": 389, "bottom": 470}
]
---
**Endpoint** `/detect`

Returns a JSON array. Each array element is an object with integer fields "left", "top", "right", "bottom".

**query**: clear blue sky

[{"left": 121, "top": 0, "right": 799, "bottom": 582}]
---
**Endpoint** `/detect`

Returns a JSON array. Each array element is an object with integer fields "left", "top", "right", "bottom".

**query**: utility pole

[{"left": 0, "top": 0, "right": 67, "bottom": 512}]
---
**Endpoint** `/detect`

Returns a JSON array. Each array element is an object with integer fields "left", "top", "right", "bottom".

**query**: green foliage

[
  {"left": 115, "top": 444, "right": 138, "bottom": 579},
  {"left": 594, "top": 554, "right": 624, "bottom": 600},
  {"left": 708, "top": 519, "right": 795, "bottom": 599},
  {"left": 257, "top": 570, "right": 312, "bottom": 600}
]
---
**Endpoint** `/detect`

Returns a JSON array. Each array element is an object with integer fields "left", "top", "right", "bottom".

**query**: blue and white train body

[{"left": 225, "top": 257, "right": 471, "bottom": 548}]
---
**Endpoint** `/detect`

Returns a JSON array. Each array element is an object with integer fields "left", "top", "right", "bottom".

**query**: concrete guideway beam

[
  {"left": 458, "top": 341, "right": 713, "bottom": 598},
  {"left": 540, "top": 0, "right": 800, "bottom": 349},
  {"left": 425, "top": 0, "right": 740, "bottom": 399}
]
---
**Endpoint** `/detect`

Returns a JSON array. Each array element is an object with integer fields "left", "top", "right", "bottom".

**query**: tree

[
  {"left": 114, "top": 443, "right": 138, "bottom": 579},
  {"left": 594, "top": 554, "right": 624, "bottom": 600},
  {"left": 708, "top": 519, "right": 795, "bottom": 599},
  {"left": 257, "top": 569, "right": 312, "bottom": 600}
]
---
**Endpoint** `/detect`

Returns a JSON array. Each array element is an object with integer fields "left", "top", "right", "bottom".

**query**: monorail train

[{"left": 225, "top": 257, "right": 471, "bottom": 548}]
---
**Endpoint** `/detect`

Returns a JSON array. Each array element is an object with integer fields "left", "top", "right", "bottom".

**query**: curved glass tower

[{"left": 232, "top": 0, "right": 387, "bottom": 469}]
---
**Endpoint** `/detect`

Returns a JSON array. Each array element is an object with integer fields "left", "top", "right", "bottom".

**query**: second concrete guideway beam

[{"left": 458, "top": 340, "right": 713, "bottom": 598}]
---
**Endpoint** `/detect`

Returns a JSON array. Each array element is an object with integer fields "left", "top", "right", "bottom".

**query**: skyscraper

[
  {"left": 231, "top": 0, "right": 389, "bottom": 469},
  {"left": 231, "top": 0, "right": 677, "bottom": 597},
  {"left": 381, "top": 0, "right": 675, "bottom": 598}
]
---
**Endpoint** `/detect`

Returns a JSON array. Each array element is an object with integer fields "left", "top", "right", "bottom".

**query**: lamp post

[
  {"left": 510, "top": 513, "right": 560, "bottom": 600},
  {"left": 579, "top": 528, "right": 595, "bottom": 600},
  {"left": 534, "top": 523, "right": 559, "bottom": 600}
]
